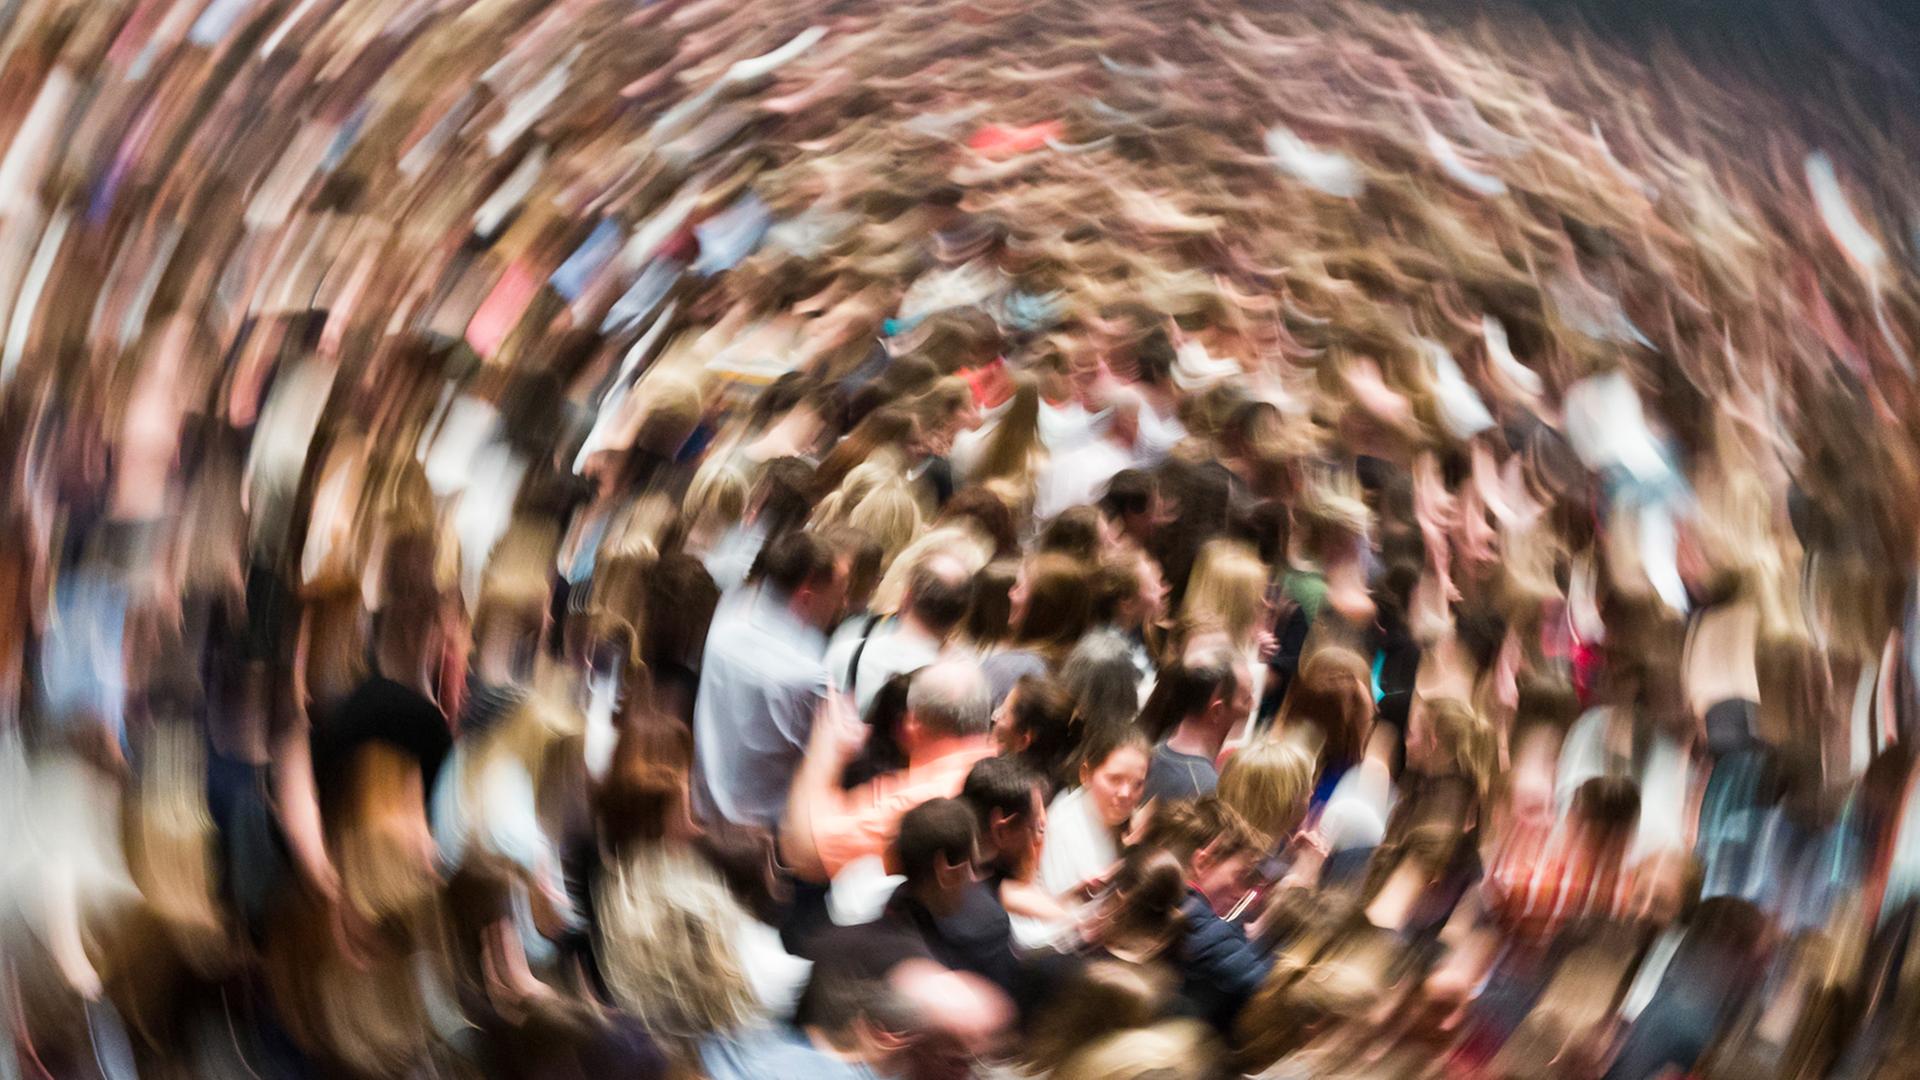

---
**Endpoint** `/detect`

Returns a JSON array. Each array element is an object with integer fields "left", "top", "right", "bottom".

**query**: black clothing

[{"left": 309, "top": 675, "right": 451, "bottom": 817}]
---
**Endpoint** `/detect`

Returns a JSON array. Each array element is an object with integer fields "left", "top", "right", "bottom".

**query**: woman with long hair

[
  {"left": 967, "top": 376, "right": 1046, "bottom": 504},
  {"left": 1276, "top": 647, "right": 1377, "bottom": 802}
]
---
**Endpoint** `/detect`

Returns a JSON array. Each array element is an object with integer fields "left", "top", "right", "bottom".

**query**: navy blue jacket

[{"left": 1177, "top": 887, "right": 1273, "bottom": 1033}]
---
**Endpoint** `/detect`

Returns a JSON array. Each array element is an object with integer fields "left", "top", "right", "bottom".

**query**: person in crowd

[
  {"left": 826, "top": 551, "right": 973, "bottom": 717},
  {"left": 962, "top": 753, "right": 1078, "bottom": 948},
  {"left": 990, "top": 672, "right": 1079, "bottom": 786},
  {"left": 14, "top": 6, "right": 1920, "bottom": 1075},
  {"left": 783, "top": 658, "right": 997, "bottom": 883},
  {"left": 1058, "top": 628, "right": 1145, "bottom": 736},
  {"left": 1039, "top": 725, "right": 1152, "bottom": 901},
  {"left": 1142, "top": 646, "right": 1252, "bottom": 803},
  {"left": 1034, "top": 385, "right": 1148, "bottom": 521},
  {"left": 1131, "top": 798, "right": 1273, "bottom": 1031},
  {"left": 691, "top": 530, "right": 849, "bottom": 829}
]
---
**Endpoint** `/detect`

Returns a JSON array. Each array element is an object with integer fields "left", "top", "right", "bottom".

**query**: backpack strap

[{"left": 845, "top": 612, "right": 888, "bottom": 695}]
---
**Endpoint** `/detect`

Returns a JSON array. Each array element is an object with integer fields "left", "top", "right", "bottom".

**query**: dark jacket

[
  {"left": 1177, "top": 887, "right": 1272, "bottom": 1033},
  {"left": 883, "top": 882, "right": 1022, "bottom": 1002}
]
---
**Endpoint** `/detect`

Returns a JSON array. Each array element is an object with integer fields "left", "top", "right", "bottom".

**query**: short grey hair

[{"left": 908, "top": 658, "right": 993, "bottom": 737}]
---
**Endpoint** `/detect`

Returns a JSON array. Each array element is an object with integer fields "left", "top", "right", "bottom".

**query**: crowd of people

[{"left": 2, "top": 0, "right": 1920, "bottom": 1077}]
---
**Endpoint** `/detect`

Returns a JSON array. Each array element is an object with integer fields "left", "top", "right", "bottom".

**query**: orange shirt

[{"left": 814, "top": 742, "right": 996, "bottom": 879}]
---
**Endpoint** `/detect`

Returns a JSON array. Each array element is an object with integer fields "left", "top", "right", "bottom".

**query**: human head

[
  {"left": 973, "top": 377, "right": 1042, "bottom": 484},
  {"left": 904, "top": 658, "right": 993, "bottom": 749},
  {"left": 596, "top": 713, "right": 696, "bottom": 852},
  {"left": 1100, "top": 847, "right": 1187, "bottom": 945},
  {"left": 1277, "top": 647, "right": 1375, "bottom": 771},
  {"left": 962, "top": 756, "right": 1048, "bottom": 878},
  {"left": 1092, "top": 546, "right": 1168, "bottom": 631},
  {"left": 1166, "top": 644, "right": 1251, "bottom": 739},
  {"left": 885, "top": 960, "right": 1014, "bottom": 1080},
  {"left": 1180, "top": 539, "right": 1269, "bottom": 648},
  {"left": 754, "top": 455, "right": 821, "bottom": 539},
  {"left": 1078, "top": 725, "right": 1151, "bottom": 830},
  {"left": 904, "top": 552, "right": 973, "bottom": 638},
  {"left": 1054, "top": 1021, "right": 1219, "bottom": 1080},
  {"left": 1570, "top": 775, "right": 1641, "bottom": 851},
  {"left": 1408, "top": 697, "right": 1496, "bottom": 803},
  {"left": 1103, "top": 386, "right": 1144, "bottom": 449},
  {"left": 1010, "top": 553, "right": 1094, "bottom": 657},
  {"left": 914, "top": 375, "right": 982, "bottom": 455},
  {"left": 964, "top": 560, "right": 1018, "bottom": 647},
  {"left": 595, "top": 847, "right": 759, "bottom": 1050},
  {"left": 1038, "top": 506, "right": 1107, "bottom": 563},
  {"left": 992, "top": 674, "right": 1076, "bottom": 782},
  {"left": 815, "top": 405, "right": 918, "bottom": 494},
  {"left": 844, "top": 474, "right": 927, "bottom": 577},
  {"left": 758, "top": 529, "right": 850, "bottom": 630},
  {"left": 1099, "top": 469, "right": 1159, "bottom": 546},
  {"left": 938, "top": 486, "right": 1019, "bottom": 560},
  {"left": 1139, "top": 797, "right": 1263, "bottom": 915},
  {"left": 1026, "top": 962, "right": 1171, "bottom": 1074},
  {"left": 1059, "top": 630, "right": 1145, "bottom": 732},
  {"left": 1216, "top": 733, "right": 1317, "bottom": 843},
  {"left": 894, "top": 798, "right": 980, "bottom": 916}
]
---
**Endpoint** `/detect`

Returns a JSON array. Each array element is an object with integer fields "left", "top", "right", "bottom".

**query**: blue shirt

[
  {"left": 690, "top": 587, "right": 830, "bottom": 828},
  {"left": 700, "top": 1025, "right": 883, "bottom": 1080}
]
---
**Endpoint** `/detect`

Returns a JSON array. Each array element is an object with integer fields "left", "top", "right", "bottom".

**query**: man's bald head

[{"left": 907, "top": 658, "right": 992, "bottom": 738}]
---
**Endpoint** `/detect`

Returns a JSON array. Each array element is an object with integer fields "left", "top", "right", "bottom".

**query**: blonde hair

[
  {"left": 126, "top": 723, "right": 224, "bottom": 971},
  {"left": 1421, "top": 697, "right": 1497, "bottom": 802},
  {"left": 1055, "top": 1020, "right": 1221, "bottom": 1080},
  {"left": 685, "top": 453, "right": 752, "bottom": 536},
  {"left": 972, "top": 376, "right": 1044, "bottom": 487},
  {"left": 594, "top": 846, "right": 761, "bottom": 1051},
  {"left": 1026, "top": 962, "right": 1171, "bottom": 1074},
  {"left": 1182, "top": 539, "right": 1270, "bottom": 648},
  {"left": 334, "top": 743, "right": 439, "bottom": 933},
  {"left": 845, "top": 477, "right": 926, "bottom": 576},
  {"left": 812, "top": 452, "right": 927, "bottom": 575},
  {"left": 1218, "top": 732, "right": 1319, "bottom": 843}
]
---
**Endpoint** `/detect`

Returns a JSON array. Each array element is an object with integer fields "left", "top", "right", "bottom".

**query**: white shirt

[
  {"left": 1038, "top": 786, "right": 1119, "bottom": 897},
  {"left": 691, "top": 588, "right": 831, "bottom": 828},
  {"left": 824, "top": 616, "right": 943, "bottom": 718},
  {"left": 1038, "top": 399, "right": 1106, "bottom": 453},
  {"left": 1555, "top": 706, "right": 1693, "bottom": 865},
  {"left": 1033, "top": 437, "right": 1138, "bottom": 522},
  {"left": 1136, "top": 401, "right": 1186, "bottom": 462}
]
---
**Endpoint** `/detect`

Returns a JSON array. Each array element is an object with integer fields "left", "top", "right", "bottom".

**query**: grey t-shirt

[{"left": 1144, "top": 743, "right": 1219, "bottom": 803}]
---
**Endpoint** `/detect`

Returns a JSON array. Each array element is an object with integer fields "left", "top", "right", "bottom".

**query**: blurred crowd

[{"left": 2, "top": 0, "right": 1920, "bottom": 1078}]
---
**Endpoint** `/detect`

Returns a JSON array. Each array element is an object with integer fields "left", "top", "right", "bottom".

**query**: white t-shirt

[
  {"left": 1033, "top": 438, "right": 1137, "bottom": 522},
  {"left": 1038, "top": 786, "right": 1119, "bottom": 897},
  {"left": 823, "top": 617, "right": 943, "bottom": 718}
]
